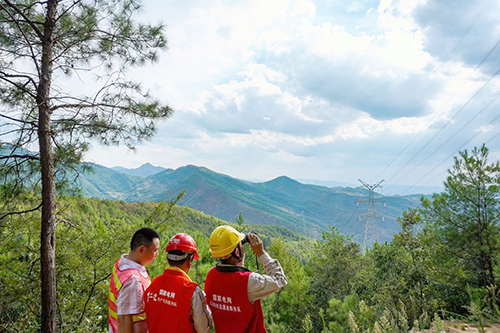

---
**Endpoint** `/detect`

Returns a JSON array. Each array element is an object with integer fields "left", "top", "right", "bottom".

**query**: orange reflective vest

[
  {"left": 144, "top": 267, "right": 198, "bottom": 333},
  {"left": 108, "top": 258, "right": 150, "bottom": 333}
]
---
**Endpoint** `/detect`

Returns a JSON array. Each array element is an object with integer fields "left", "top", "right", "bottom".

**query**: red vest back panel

[
  {"left": 144, "top": 268, "right": 198, "bottom": 333},
  {"left": 205, "top": 267, "right": 266, "bottom": 332}
]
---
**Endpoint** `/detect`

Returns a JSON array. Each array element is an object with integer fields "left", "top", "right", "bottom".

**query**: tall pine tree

[
  {"left": 0, "top": 1, "right": 173, "bottom": 331},
  {"left": 422, "top": 145, "right": 500, "bottom": 306}
]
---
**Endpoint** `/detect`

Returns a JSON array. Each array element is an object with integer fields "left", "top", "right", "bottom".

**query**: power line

[
  {"left": 391, "top": 86, "right": 500, "bottom": 187},
  {"left": 383, "top": 40, "right": 500, "bottom": 190},
  {"left": 371, "top": 0, "right": 493, "bottom": 183},
  {"left": 400, "top": 103, "right": 500, "bottom": 195}
]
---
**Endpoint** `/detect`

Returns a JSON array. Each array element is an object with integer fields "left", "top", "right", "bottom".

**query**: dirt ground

[{"left": 410, "top": 321, "right": 500, "bottom": 333}]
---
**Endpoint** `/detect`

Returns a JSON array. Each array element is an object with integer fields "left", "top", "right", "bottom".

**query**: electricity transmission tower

[{"left": 357, "top": 179, "right": 385, "bottom": 250}]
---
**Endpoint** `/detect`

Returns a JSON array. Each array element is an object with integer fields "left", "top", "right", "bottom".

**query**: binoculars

[{"left": 241, "top": 230, "right": 257, "bottom": 245}]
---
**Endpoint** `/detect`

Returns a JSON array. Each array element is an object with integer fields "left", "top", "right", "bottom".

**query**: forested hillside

[
  {"left": 0, "top": 144, "right": 423, "bottom": 243},
  {"left": 77, "top": 163, "right": 423, "bottom": 243},
  {"left": 0, "top": 194, "right": 311, "bottom": 331},
  {"left": 2, "top": 146, "right": 500, "bottom": 332}
]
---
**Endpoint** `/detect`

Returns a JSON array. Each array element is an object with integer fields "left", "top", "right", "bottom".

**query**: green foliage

[
  {"left": 431, "top": 312, "right": 447, "bottom": 332},
  {"left": 307, "top": 226, "right": 362, "bottom": 310},
  {"left": 73, "top": 163, "right": 422, "bottom": 244},
  {"left": 0, "top": 195, "right": 42, "bottom": 331},
  {"left": 325, "top": 295, "right": 360, "bottom": 332},
  {"left": 302, "top": 314, "right": 313, "bottom": 333},
  {"left": 348, "top": 311, "right": 360, "bottom": 333},
  {"left": 262, "top": 238, "right": 312, "bottom": 332},
  {"left": 3, "top": 145, "right": 500, "bottom": 332},
  {"left": 422, "top": 145, "right": 500, "bottom": 313},
  {"left": 357, "top": 231, "right": 435, "bottom": 325},
  {"left": 235, "top": 212, "right": 245, "bottom": 227}
]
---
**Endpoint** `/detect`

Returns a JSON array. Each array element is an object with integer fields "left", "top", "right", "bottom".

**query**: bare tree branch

[
  {"left": 56, "top": 218, "right": 77, "bottom": 228},
  {"left": 0, "top": 113, "right": 38, "bottom": 127},
  {"left": 54, "top": 0, "right": 82, "bottom": 23},
  {"left": 0, "top": 70, "right": 37, "bottom": 90}
]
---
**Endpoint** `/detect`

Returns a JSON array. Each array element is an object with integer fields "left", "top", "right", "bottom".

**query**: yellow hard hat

[{"left": 209, "top": 225, "right": 245, "bottom": 258}]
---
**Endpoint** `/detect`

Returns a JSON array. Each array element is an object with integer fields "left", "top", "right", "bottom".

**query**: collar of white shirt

[{"left": 118, "top": 254, "right": 149, "bottom": 278}]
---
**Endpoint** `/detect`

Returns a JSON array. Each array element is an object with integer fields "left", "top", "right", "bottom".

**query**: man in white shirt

[{"left": 109, "top": 228, "right": 160, "bottom": 333}]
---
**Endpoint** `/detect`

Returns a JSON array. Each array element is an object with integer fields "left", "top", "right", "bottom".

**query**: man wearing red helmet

[{"left": 144, "top": 233, "right": 212, "bottom": 333}]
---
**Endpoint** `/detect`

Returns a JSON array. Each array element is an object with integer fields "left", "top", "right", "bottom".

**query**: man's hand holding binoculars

[{"left": 245, "top": 232, "right": 264, "bottom": 257}]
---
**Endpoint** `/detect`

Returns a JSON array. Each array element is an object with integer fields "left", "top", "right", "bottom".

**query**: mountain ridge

[
  {"left": 111, "top": 163, "right": 443, "bottom": 195},
  {"left": 111, "top": 162, "right": 168, "bottom": 178},
  {"left": 77, "top": 163, "right": 425, "bottom": 243}
]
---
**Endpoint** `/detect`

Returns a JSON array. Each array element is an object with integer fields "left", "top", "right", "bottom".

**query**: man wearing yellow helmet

[{"left": 205, "top": 225, "right": 287, "bottom": 332}]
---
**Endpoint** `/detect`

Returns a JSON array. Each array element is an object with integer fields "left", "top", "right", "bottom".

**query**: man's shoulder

[{"left": 117, "top": 256, "right": 148, "bottom": 278}]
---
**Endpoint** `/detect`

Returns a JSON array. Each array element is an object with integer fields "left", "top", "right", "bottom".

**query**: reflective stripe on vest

[{"left": 108, "top": 258, "right": 150, "bottom": 333}]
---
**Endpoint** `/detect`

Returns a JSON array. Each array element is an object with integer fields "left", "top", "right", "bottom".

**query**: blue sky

[{"left": 84, "top": 0, "right": 500, "bottom": 195}]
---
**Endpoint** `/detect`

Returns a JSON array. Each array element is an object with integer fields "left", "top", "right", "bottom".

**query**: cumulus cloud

[
  {"left": 82, "top": 0, "right": 500, "bottom": 191},
  {"left": 413, "top": 0, "right": 500, "bottom": 74}
]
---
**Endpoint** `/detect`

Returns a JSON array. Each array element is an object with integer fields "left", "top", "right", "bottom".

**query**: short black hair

[{"left": 130, "top": 227, "right": 160, "bottom": 251}]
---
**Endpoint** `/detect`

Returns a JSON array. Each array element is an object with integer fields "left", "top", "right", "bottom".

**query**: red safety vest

[
  {"left": 205, "top": 267, "right": 266, "bottom": 332},
  {"left": 144, "top": 267, "right": 198, "bottom": 333},
  {"left": 108, "top": 258, "right": 150, "bottom": 333}
]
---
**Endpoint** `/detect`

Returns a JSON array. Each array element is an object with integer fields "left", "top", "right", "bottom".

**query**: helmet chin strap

[{"left": 231, "top": 243, "right": 243, "bottom": 263}]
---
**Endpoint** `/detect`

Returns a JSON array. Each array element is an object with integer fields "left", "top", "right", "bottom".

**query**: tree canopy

[{"left": 0, "top": 0, "right": 173, "bottom": 331}]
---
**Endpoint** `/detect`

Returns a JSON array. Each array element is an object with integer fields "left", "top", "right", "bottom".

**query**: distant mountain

[
  {"left": 0, "top": 143, "right": 427, "bottom": 244},
  {"left": 78, "top": 163, "right": 145, "bottom": 200},
  {"left": 297, "top": 178, "right": 443, "bottom": 196},
  {"left": 111, "top": 163, "right": 167, "bottom": 178},
  {"left": 380, "top": 184, "right": 444, "bottom": 196},
  {"left": 296, "top": 178, "right": 357, "bottom": 188},
  {"left": 77, "top": 164, "right": 425, "bottom": 243}
]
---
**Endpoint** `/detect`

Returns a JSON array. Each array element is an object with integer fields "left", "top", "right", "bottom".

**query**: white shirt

[
  {"left": 216, "top": 252, "right": 288, "bottom": 304},
  {"left": 248, "top": 253, "right": 288, "bottom": 303},
  {"left": 109, "top": 254, "right": 150, "bottom": 333},
  {"left": 191, "top": 283, "right": 213, "bottom": 332}
]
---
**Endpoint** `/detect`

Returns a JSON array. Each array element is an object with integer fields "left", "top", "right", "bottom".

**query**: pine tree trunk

[{"left": 38, "top": 1, "right": 57, "bottom": 332}]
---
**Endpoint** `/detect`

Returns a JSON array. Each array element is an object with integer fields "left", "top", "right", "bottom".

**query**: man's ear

[{"left": 138, "top": 244, "right": 146, "bottom": 254}]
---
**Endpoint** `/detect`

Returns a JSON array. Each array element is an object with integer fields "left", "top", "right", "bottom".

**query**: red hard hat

[{"left": 166, "top": 233, "right": 199, "bottom": 259}]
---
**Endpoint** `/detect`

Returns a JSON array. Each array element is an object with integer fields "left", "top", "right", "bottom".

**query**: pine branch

[
  {"left": 0, "top": 113, "right": 38, "bottom": 127},
  {"left": 1, "top": 0, "right": 44, "bottom": 39},
  {"left": 0, "top": 74, "right": 37, "bottom": 99},
  {"left": 0, "top": 202, "right": 42, "bottom": 220},
  {"left": 0, "top": 154, "right": 39, "bottom": 160},
  {"left": 0, "top": 1, "right": 42, "bottom": 76}
]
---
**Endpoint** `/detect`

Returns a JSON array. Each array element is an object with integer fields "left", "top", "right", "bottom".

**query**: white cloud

[{"left": 80, "top": 0, "right": 500, "bottom": 191}]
